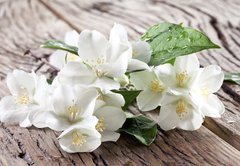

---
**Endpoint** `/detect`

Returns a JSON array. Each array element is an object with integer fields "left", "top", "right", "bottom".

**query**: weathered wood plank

[
  {"left": 0, "top": 0, "right": 240, "bottom": 165},
  {"left": 41, "top": 0, "right": 240, "bottom": 151}
]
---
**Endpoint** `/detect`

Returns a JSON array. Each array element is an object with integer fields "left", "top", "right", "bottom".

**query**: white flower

[
  {"left": 94, "top": 105, "right": 126, "bottom": 142},
  {"left": 33, "top": 85, "right": 98, "bottom": 131},
  {"left": 49, "top": 30, "right": 81, "bottom": 69},
  {"left": 91, "top": 89, "right": 126, "bottom": 142},
  {"left": 110, "top": 23, "right": 151, "bottom": 71},
  {"left": 0, "top": 70, "right": 50, "bottom": 127},
  {"left": 156, "top": 54, "right": 200, "bottom": 92},
  {"left": 191, "top": 65, "right": 225, "bottom": 118},
  {"left": 158, "top": 92, "right": 203, "bottom": 131},
  {"left": 57, "top": 62, "right": 120, "bottom": 92},
  {"left": 77, "top": 24, "right": 131, "bottom": 78},
  {"left": 130, "top": 69, "right": 167, "bottom": 111},
  {"left": 58, "top": 116, "right": 101, "bottom": 153}
]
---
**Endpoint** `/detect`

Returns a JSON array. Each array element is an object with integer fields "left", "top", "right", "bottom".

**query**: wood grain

[{"left": 0, "top": 0, "right": 240, "bottom": 165}]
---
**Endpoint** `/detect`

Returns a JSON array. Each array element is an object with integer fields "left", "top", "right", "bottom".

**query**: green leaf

[
  {"left": 112, "top": 90, "right": 141, "bottom": 110},
  {"left": 224, "top": 73, "right": 240, "bottom": 85},
  {"left": 41, "top": 40, "right": 78, "bottom": 55},
  {"left": 119, "top": 114, "right": 157, "bottom": 146},
  {"left": 141, "top": 22, "right": 220, "bottom": 65}
]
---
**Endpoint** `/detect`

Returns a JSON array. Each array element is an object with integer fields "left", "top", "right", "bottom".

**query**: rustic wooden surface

[{"left": 0, "top": 0, "right": 240, "bottom": 165}]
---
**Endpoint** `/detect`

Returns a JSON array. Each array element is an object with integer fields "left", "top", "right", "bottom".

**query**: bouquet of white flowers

[{"left": 0, "top": 23, "right": 226, "bottom": 153}]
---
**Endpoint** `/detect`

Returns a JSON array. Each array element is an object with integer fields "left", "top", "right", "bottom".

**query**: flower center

[
  {"left": 132, "top": 50, "right": 139, "bottom": 58},
  {"left": 201, "top": 87, "right": 209, "bottom": 96},
  {"left": 68, "top": 103, "right": 79, "bottom": 122},
  {"left": 176, "top": 71, "right": 188, "bottom": 87},
  {"left": 96, "top": 117, "right": 107, "bottom": 132},
  {"left": 66, "top": 53, "right": 79, "bottom": 62},
  {"left": 149, "top": 79, "right": 164, "bottom": 92},
  {"left": 17, "top": 93, "right": 30, "bottom": 105},
  {"left": 72, "top": 131, "right": 87, "bottom": 146},
  {"left": 176, "top": 100, "right": 187, "bottom": 119},
  {"left": 95, "top": 56, "right": 106, "bottom": 65},
  {"left": 15, "top": 87, "right": 30, "bottom": 105},
  {"left": 94, "top": 68, "right": 104, "bottom": 77}
]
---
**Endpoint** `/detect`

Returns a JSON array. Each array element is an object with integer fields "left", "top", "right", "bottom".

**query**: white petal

[
  {"left": 49, "top": 50, "right": 66, "bottom": 69},
  {"left": 95, "top": 106, "right": 126, "bottom": 131},
  {"left": 101, "top": 131, "right": 120, "bottom": 142},
  {"left": 33, "top": 75, "right": 50, "bottom": 106},
  {"left": 58, "top": 62, "right": 96, "bottom": 86},
  {"left": 158, "top": 104, "right": 180, "bottom": 131},
  {"left": 131, "top": 41, "right": 151, "bottom": 63},
  {"left": 104, "top": 43, "right": 130, "bottom": 76},
  {"left": 32, "top": 111, "right": 70, "bottom": 131},
  {"left": 52, "top": 85, "right": 76, "bottom": 116},
  {"left": 74, "top": 87, "right": 98, "bottom": 118},
  {"left": 196, "top": 65, "right": 224, "bottom": 93},
  {"left": 154, "top": 64, "right": 176, "bottom": 87},
  {"left": 7, "top": 70, "right": 35, "bottom": 96},
  {"left": 130, "top": 70, "right": 156, "bottom": 90},
  {"left": 92, "top": 77, "right": 120, "bottom": 92},
  {"left": 78, "top": 30, "right": 109, "bottom": 62},
  {"left": 137, "top": 90, "right": 164, "bottom": 111},
  {"left": 177, "top": 109, "right": 203, "bottom": 131},
  {"left": 109, "top": 23, "right": 129, "bottom": 44},
  {"left": 200, "top": 94, "right": 225, "bottom": 118},
  {"left": 102, "top": 91, "right": 125, "bottom": 107},
  {"left": 65, "top": 30, "right": 79, "bottom": 46},
  {"left": 128, "top": 59, "right": 151, "bottom": 72},
  {"left": 174, "top": 54, "right": 200, "bottom": 74}
]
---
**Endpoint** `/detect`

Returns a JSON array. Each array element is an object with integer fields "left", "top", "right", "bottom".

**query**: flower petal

[
  {"left": 130, "top": 70, "right": 156, "bottom": 90},
  {"left": 196, "top": 65, "right": 224, "bottom": 93},
  {"left": 52, "top": 85, "right": 76, "bottom": 116},
  {"left": 174, "top": 54, "right": 200, "bottom": 74},
  {"left": 128, "top": 59, "right": 151, "bottom": 72},
  {"left": 7, "top": 70, "right": 35, "bottom": 96},
  {"left": 92, "top": 77, "right": 120, "bottom": 92},
  {"left": 74, "top": 87, "right": 98, "bottom": 118},
  {"left": 131, "top": 41, "right": 151, "bottom": 63},
  {"left": 49, "top": 50, "right": 66, "bottom": 69},
  {"left": 158, "top": 104, "right": 180, "bottom": 131},
  {"left": 136, "top": 90, "right": 164, "bottom": 111},
  {"left": 94, "top": 106, "right": 126, "bottom": 131},
  {"left": 32, "top": 111, "right": 70, "bottom": 131},
  {"left": 101, "top": 131, "right": 120, "bottom": 142},
  {"left": 154, "top": 63, "right": 176, "bottom": 87},
  {"left": 58, "top": 62, "right": 96, "bottom": 86},
  {"left": 64, "top": 30, "right": 79, "bottom": 46},
  {"left": 109, "top": 23, "right": 129, "bottom": 44},
  {"left": 78, "top": 30, "right": 109, "bottom": 62},
  {"left": 200, "top": 94, "right": 225, "bottom": 118}
]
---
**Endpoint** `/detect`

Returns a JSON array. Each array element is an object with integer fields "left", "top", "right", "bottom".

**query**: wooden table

[{"left": 0, "top": 0, "right": 240, "bottom": 165}]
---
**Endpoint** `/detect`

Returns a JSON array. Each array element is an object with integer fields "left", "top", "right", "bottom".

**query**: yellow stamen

[
  {"left": 17, "top": 93, "right": 30, "bottom": 105},
  {"left": 132, "top": 50, "right": 139, "bottom": 58},
  {"left": 176, "top": 100, "right": 187, "bottom": 119},
  {"left": 94, "top": 69, "right": 104, "bottom": 77},
  {"left": 66, "top": 53, "right": 79, "bottom": 62},
  {"left": 201, "top": 87, "right": 209, "bottom": 96},
  {"left": 96, "top": 56, "right": 105, "bottom": 65},
  {"left": 96, "top": 117, "right": 106, "bottom": 132},
  {"left": 72, "top": 131, "right": 87, "bottom": 146},
  {"left": 149, "top": 79, "right": 164, "bottom": 92},
  {"left": 176, "top": 71, "right": 188, "bottom": 87},
  {"left": 68, "top": 104, "right": 79, "bottom": 122}
]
